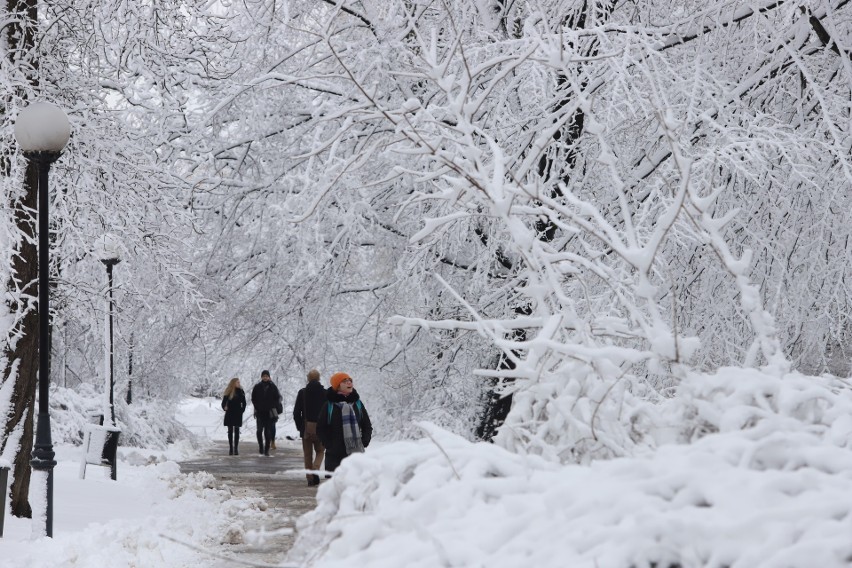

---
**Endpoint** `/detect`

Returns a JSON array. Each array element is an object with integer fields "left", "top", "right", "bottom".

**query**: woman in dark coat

[
  {"left": 221, "top": 377, "right": 247, "bottom": 455},
  {"left": 317, "top": 372, "right": 372, "bottom": 474}
]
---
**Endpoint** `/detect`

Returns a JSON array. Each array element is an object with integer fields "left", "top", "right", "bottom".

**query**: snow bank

[
  {"left": 2, "top": 449, "right": 270, "bottom": 567},
  {"left": 289, "top": 368, "right": 852, "bottom": 567}
]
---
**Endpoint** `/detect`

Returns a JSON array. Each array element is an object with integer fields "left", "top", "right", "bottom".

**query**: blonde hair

[{"left": 223, "top": 377, "right": 240, "bottom": 399}]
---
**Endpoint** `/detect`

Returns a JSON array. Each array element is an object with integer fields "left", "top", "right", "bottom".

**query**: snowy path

[{"left": 179, "top": 439, "right": 318, "bottom": 566}]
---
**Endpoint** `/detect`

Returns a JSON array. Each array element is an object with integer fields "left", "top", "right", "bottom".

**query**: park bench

[{"left": 79, "top": 423, "right": 121, "bottom": 481}]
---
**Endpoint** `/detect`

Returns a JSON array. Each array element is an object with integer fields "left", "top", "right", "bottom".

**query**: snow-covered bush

[
  {"left": 180, "top": 0, "right": 850, "bottom": 466},
  {"left": 289, "top": 370, "right": 852, "bottom": 567},
  {"left": 48, "top": 384, "right": 196, "bottom": 449},
  {"left": 662, "top": 368, "right": 852, "bottom": 451}
]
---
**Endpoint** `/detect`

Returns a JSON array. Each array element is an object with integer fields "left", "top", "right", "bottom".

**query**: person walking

[
  {"left": 317, "top": 372, "right": 372, "bottom": 475},
  {"left": 221, "top": 377, "right": 247, "bottom": 455},
  {"left": 270, "top": 388, "right": 282, "bottom": 450},
  {"left": 293, "top": 369, "right": 326, "bottom": 486},
  {"left": 251, "top": 370, "right": 283, "bottom": 456}
]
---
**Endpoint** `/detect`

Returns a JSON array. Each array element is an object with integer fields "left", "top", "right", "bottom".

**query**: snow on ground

[
  {"left": 0, "top": 397, "right": 270, "bottom": 568},
  {"left": 176, "top": 396, "right": 229, "bottom": 441},
  {"left": 5, "top": 368, "right": 852, "bottom": 567},
  {"left": 288, "top": 368, "right": 852, "bottom": 568},
  {"left": 177, "top": 395, "right": 300, "bottom": 443}
]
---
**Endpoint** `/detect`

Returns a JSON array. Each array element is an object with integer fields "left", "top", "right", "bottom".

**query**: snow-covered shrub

[
  {"left": 115, "top": 398, "right": 198, "bottom": 450},
  {"left": 288, "top": 373, "right": 852, "bottom": 567},
  {"left": 48, "top": 383, "right": 103, "bottom": 446},
  {"left": 662, "top": 368, "right": 852, "bottom": 452},
  {"left": 48, "top": 384, "right": 196, "bottom": 449},
  {"left": 493, "top": 356, "right": 663, "bottom": 463}
]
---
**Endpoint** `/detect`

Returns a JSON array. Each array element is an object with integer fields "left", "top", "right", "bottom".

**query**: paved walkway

[{"left": 178, "top": 439, "right": 319, "bottom": 566}]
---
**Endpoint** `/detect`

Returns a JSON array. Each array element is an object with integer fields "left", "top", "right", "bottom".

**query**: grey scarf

[{"left": 339, "top": 402, "right": 365, "bottom": 455}]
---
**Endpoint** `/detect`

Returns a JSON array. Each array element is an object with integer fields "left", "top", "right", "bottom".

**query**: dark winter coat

[
  {"left": 316, "top": 387, "right": 372, "bottom": 457},
  {"left": 292, "top": 380, "right": 327, "bottom": 437},
  {"left": 251, "top": 379, "right": 283, "bottom": 420},
  {"left": 221, "top": 388, "right": 247, "bottom": 427}
]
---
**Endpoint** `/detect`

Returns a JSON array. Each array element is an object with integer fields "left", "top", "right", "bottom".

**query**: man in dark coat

[
  {"left": 251, "top": 370, "right": 283, "bottom": 456},
  {"left": 293, "top": 369, "right": 327, "bottom": 486},
  {"left": 317, "top": 372, "right": 372, "bottom": 475}
]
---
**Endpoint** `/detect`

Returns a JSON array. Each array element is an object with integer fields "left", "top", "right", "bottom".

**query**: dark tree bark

[
  {"left": 476, "top": 2, "right": 608, "bottom": 441},
  {"left": 476, "top": 304, "right": 530, "bottom": 441},
  {"left": 4, "top": 163, "right": 39, "bottom": 518},
  {"left": 2, "top": 0, "right": 40, "bottom": 518}
]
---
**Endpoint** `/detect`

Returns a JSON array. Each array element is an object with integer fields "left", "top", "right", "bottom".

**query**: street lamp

[
  {"left": 126, "top": 332, "right": 133, "bottom": 405},
  {"left": 94, "top": 234, "right": 121, "bottom": 426},
  {"left": 14, "top": 101, "right": 71, "bottom": 538}
]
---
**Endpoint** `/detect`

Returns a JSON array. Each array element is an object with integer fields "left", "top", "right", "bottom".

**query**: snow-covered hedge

[
  {"left": 48, "top": 384, "right": 197, "bottom": 449},
  {"left": 667, "top": 368, "right": 852, "bottom": 448},
  {"left": 288, "top": 369, "right": 852, "bottom": 567}
]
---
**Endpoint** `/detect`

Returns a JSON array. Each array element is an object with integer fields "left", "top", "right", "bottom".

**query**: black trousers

[
  {"left": 227, "top": 426, "right": 240, "bottom": 450},
  {"left": 324, "top": 451, "right": 346, "bottom": 473},
  {"left": 256, "top": 416, "right": 275, "bottom": 452}
]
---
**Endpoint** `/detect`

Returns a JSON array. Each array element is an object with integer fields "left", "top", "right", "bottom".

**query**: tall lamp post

[
  {"left": 126, "top": 332, "right": 133, "bottom": 405},
  {"left": 14, "top": 101, "right": 71, "bottom": 538},
  {"left": 94, "top": 235, "right": 121, "bottom": 426}
]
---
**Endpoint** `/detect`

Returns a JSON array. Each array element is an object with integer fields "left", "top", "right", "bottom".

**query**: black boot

[
  {"left": 234, "top": 430, "right": 240, "bottom": 455},
  {"left": 228, "top": 430, "right": 234, "bottom": 455}
]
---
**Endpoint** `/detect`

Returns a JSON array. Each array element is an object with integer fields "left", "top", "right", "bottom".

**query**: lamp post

[
  {"left": 14, "top": 101, "right": 71, "bottom": 538},
  {"left": 126, "top": 332, "right": 133, "bottom": 405},
  {"left": 94, "top": 235, "right": 121, "bottom": 426}
]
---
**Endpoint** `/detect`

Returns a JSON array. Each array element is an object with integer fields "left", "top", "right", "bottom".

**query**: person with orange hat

[{"left": 317, "top": 372, "right": 373, "bottom": 475}]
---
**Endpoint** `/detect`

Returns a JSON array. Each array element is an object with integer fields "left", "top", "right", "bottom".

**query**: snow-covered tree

[
  {"left": 182, "top": 0, "right": 852, "bottom": 459},
  {"left": 0, "top": 0, "right": 237, "bottom": 517},
  {"left": 3, "top": 0, "right": 850, "bottom": 524}
]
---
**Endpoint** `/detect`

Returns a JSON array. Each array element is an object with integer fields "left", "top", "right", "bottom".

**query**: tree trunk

[
  {"left": 3, "top": 162, "right": 39, "bottom": 518},
  {"left": 476, "top": 304, "right": 530, "bottom": 442},
  {"left": 2, "top": 0, "right": 40, "bottom": 518},
  {"left": 475, "top": 3, "right": 607, "bottom": 441}
]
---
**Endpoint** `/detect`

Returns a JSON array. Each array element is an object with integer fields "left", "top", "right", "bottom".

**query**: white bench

[{"left": 79, "top": 424, "right": 121, "bottom": 480}]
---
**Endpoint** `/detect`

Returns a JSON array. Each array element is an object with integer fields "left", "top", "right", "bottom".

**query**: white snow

[
  {"left": 4, "top": 370, "right": 852, "bottom": 567},
  {"left": 0, "top": 398, "right": 266, "bottom": 567}
]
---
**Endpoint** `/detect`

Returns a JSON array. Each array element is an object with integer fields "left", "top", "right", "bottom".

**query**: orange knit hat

[{"left": 330, "top": 372, "right": 352, "bottom": 391}]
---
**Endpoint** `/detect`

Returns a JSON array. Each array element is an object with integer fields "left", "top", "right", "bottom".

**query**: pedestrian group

[{"left": 220, "top": 368, "right": 372, "bottom": 485}]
